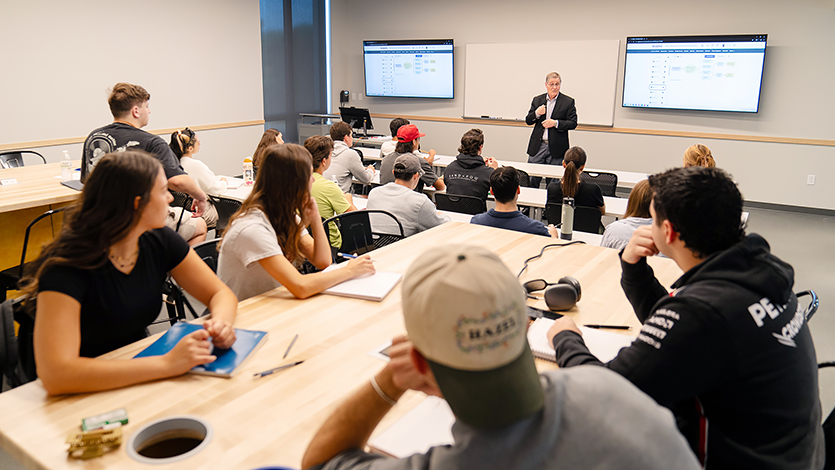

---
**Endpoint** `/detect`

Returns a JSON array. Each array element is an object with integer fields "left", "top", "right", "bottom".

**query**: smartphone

[{"left": 527, "top": 305, "right": 563, "bottom": 320}]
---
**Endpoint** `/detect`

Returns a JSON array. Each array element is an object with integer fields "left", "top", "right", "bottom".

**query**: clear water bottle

[
  {"left": 560, "top": 197, "right": 575, "bottom": 240},
  {"left": 243, "top": 157, "right": 254, "bottom": 186},
  {"left": 61, "top": 150, "right": 73, "bottom": 181}
]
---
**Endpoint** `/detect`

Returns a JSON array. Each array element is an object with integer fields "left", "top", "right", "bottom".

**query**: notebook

[
  {"left": 321, "top": 263, "right": 402, "bottom": 301},
  {"left": 224, "top": 177, "right": 244, "bottom": 189},
  {"left": 368, "top": 396, "right": 455, "bottom": 458},
  {"left": 134, "top": 322, "right": 268, "bottom": 377},
  {"left": 526, "top": 317, "right": 636, "bottom": 363}
]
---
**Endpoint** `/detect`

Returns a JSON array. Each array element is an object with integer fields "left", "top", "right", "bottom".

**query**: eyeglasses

[{"left": 546, "top": 82, "right": 561, "bottom": 88}]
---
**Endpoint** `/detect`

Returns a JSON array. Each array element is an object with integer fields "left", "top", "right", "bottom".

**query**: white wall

[
  {"left": 331, "top": 0, "right": 835, "bottom": 210},
  {"left": 0, "top": 0, "right": 265, "bottom": 176}
]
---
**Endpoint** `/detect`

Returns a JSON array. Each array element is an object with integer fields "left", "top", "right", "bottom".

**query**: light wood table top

[
  {"left": 0, "top": 223, "right": 683, "bottom": 469},
  {"left": 0, "top": 162, "right": 82, "bottom": 213}
]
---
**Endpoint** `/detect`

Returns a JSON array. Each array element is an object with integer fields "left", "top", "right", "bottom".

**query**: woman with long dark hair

[
  {"left": 21, "top": 151, "right": 237, "bottom": 395},
  {"left": 546, "top": 146, "right": 605, "bottom": 214},
  {"left": 218, "top": 143, "right": 374, "bottom": 301},
  {"left": 600, "top": 179, "right": 653, "bottom": 250},
  {"left": 252, "top": 128, "right": 284, "bottom": 172}
]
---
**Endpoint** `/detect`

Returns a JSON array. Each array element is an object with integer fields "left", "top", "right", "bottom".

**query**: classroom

[{"left": 1, "top": 0, "right": 834, "bottom": 469}]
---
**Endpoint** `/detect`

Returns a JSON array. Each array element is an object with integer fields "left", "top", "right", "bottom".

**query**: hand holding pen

[{"left": 338, "top": 253, "right": 376, "bottom": 279}]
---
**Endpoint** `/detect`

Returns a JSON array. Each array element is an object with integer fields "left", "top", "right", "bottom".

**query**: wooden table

[
  {"left": 0, "top": 223, "right": 681, "bottom": 469},
  {"left": 0, "top": 162, "right": 79, "bottom": 274}
]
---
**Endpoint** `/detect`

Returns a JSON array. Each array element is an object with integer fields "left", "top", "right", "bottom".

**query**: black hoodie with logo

[
  {"left": 552, "top": 234, "right": 824, "bottom": 470},
  {"left": 442, "top": 153, "right": 494, "bottom": 201}
]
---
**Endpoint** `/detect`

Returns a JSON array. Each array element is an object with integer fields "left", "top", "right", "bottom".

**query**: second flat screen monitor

[{"left": 363, "top": 39, "right": 454, "bottom": 99}]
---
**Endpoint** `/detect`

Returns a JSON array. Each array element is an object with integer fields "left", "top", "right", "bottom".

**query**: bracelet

[{"left": 370, "top": 376, "right": 398, "bottom": 406}]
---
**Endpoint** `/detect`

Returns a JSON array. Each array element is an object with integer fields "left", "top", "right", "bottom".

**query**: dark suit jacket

[{"left": 525, "top": 93, "right": 577, "bottom": 163}]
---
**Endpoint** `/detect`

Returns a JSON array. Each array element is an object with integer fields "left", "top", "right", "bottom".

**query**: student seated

[
  {"left": 683, "top": 143, "right": 716, "bottom": 168},
  {"left": 252, "top": 128, "right": 284, "bottom": 173},
  {"left": 218, "top": 143, "right": 374, "bottom": 301},
  {"left": 170, "top": 127, "right": 225, "bottom": 229},
  {"left": 443, "top": 128, "right": 499, "bottom": 201},
  {"left": 380, "top": 117, "right": 409, "bottom": 158},
  {"left": 548, "top": 167, "right": 825, "bottom": 469},
  {"left": 379, "top": 124, "right": 444, "bottom": 192},
  {"left": 302, "top": 244, "right": 701, "bottom": 470},
  {"left": 322, "top": 121, "right": 376, "bottom": 193},
  {"left": 600, "top": 179, "right": 653, "bottom": 251},
  {"left": 366, "top": 153, "right": 449, "bottom": 237},
  {"left": 305, "top": 135, "right": 357, "bottom": 249},
  {"left": 21, "top": 151, "right": 238, "bottom": 395},
  {"left": 546, "top": 146, "right": 605, "bottom": 214},
  {"left": 471, "top": 166, "right": 557, "bottom": 237}
]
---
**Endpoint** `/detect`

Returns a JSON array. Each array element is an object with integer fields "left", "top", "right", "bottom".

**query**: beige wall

[{"left": 331, "top": 0, "right": 835, "bottom": 209}]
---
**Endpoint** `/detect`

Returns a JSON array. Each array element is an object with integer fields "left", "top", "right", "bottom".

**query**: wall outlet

[
  {"left": 351, "top": 92, "right": 358, "bottom": 100},
  {"left": 807, "top": 175, "right": 816, "bottom": 185}
]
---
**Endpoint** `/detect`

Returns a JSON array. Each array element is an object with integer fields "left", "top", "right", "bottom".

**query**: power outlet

[{"left": 807, "top": 175, "right": 816, "bottom": 185}]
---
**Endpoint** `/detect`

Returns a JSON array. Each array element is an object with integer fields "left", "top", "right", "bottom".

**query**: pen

[
  {"left": 283, "top": 333, "right": 298, "bottom": 359},
  {"left": 583, "top": 324, "right": 632, "bottom": 330},
  {"left": 337, "top": 252, "right": 358, "bottom": 259},
  {"left": 253, "top": 360, "right": 304, "bottom": 378}
]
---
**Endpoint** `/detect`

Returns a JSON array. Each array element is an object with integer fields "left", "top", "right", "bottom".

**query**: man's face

[
  {"left": 137, "top": 100, "right": 151, "bottom": 127},
  {"left": 545, "top": 78, "right": 561, "bottom": 97}
]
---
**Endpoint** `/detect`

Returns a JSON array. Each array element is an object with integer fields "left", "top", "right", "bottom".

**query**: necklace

[{"left": 109, "top": 247, "right": 140, "bottom": 270}]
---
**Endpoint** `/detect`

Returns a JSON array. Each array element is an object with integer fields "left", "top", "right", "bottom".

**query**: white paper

[
  {"left": 526, "top": 317, "right": 636, "bottom": 363},
  {"left": 369, "top": 397, "right": 455, "bottom": 458}
]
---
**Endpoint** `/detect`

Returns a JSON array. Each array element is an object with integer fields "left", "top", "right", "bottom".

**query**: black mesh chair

[
  {"left": 0, "top": 151, "right": 46, "bottom": 169},
  {"left": 169, "top": 190, "right": 194, "bottom": 233},
  {"left": 192, "top": 238, "right": 221, "bottom": 273},
  {"left": 544, "top": 203, "right": 604, "bottom": 234},
  {"left": 581, "top": 171, "right": 618, "bottom": 197},
  {"left": 0, "top": 208, "right": 66, "bottom": 301},
  {"left": 210, "top": 196, "right": 243, "bottom": 236},
  {"left": 1, "top": 297, "right": 37, "bottom": 391},
  {"left": 516, "top": 169, "right": 530, "bottom": 188},
  {"left": 435, "top": 193, "right": 487, "bottom": 215},
  {"left": 323, "top": 210, "right": 405, "bottom": 257}
]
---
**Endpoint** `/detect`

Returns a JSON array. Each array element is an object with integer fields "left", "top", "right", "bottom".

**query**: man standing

[
  {"left": 81, "top": 82, "right": 207, "bottom": 245},
  {"left": 525, "top": 72, "right": 577, "bottom": 188},
  {"left": 547, "top": 167, "right": 825, "bottom": 469},
  {"left": 301, "top": 244, "right": 700, "bottom": 470}
]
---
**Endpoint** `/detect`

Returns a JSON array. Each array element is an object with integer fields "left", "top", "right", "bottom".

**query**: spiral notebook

[
  {"left": 526, "top": 318, "right": 636, "bottom": 363},
  {"left": 134, "top": 322, "right": 268, "bottom": 377}
]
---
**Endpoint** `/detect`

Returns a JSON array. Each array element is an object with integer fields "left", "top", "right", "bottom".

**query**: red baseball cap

[{"left": 396, "top": 124, "right": 426, "bottom": 143}]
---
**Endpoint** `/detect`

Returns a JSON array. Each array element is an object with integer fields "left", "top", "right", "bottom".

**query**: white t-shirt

[
  {"left": 217, "top": 209, "right": 307, "bottom": 301},
  {"left": 179, "top": 156, "right": 227, "bottom": 196}
]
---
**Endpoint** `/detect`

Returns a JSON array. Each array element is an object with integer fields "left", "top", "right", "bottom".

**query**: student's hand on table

[
  {"left": 365, "top": 164, "right": 376, "bottom": 174},
  {"left": 191, "top": 198, "right": 208, "bottom": 217},
  {"left": 536, "top": 105, "right": 547, "bottom": 116},
  {"left": 388, "top": 336, "right": 442, "bottom": 397},
  {"left": 547, "top": 224, "right": 558, "bottom": 238},
  {"left": 165, "top": 329, "right": 216, "bottom": 374},
  {"left": 546, "top": 316, "right": 582, "bottom": 344},
  {"left": 424, "top": 149, "right": 436, "bottom": 165},
  {"left": 345, "top": 255, "right": 375, "bottom": 278},
  {"left": 203, "top": 318, "right": 236, "bottom": 349},
  {"left": 621, "top": 225, "right": 659, "bottom": 264}
]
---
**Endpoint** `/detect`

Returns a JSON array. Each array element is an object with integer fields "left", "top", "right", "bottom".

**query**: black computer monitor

[{"left": 339, "top": 107, "right": 373, "bottom": 137}]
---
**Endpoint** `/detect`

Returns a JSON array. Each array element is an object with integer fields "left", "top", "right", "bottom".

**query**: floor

[{"left": 2, "top": 205, "right": 833, "bottom": 469}]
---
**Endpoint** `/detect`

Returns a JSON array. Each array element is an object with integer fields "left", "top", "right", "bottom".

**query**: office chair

[
  {"left": 544, "top": 203, "right": 605, "bottom": 234},
  {"left": 516, "top": 169, "right": 531, "bottom": 188},
  {"left": 210, "top": 196, "right": 243, "bottom": 236},
  {"left": 324, "top": 210, "right": 405, "bottom": 257},
  {"left": 0, "top": 151, "right": 47, "bottom": 169},
  {"left": 581, "top": 171, "right": 618, "bottom": 197},
  {"left": 192, "top": 238, "right": 221, "bottom": 273},
  {"left": 0, "top": 208, "right": 66, "bottom": 302},
  {"left": 1, "top": 297, "right": 37, "bottom": 391},
  {"left": 169, "top": 190, "right": 194, "bottom": 233},
  {"left": 435, "top": 193, "right": 487, "bottom": 215}
]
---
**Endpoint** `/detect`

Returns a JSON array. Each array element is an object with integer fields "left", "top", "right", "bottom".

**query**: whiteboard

[{"left": 464, "top": 41, "right": 620, "bottom": 126}]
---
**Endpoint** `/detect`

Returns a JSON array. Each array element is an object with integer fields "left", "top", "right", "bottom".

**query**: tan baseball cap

[{"left": 402, "top": 244, "right": 544, "bottom": 429}]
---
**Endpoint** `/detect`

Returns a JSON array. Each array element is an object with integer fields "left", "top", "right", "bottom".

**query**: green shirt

[{"left": 312, "top": 172, "right": 352, "bottom": 248}]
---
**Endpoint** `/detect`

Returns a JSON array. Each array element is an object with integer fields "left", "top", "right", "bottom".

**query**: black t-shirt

[
  {"left": 38, "top": 228, "right": 190, "bottom": 358},
  {"left": 81, "top": 122, "right": 185, "bottom": 182},
  {"left": 546, "top": 181, "right": 604, "bottom": 208}
]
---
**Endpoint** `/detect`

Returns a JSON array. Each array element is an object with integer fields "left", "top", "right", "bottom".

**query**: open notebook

[
  {"left": 368, "top": 396, "right": 455, "bottom": 458},
  {"left": 134, "top": 322, "right": 268, "bottom": 377},
  {"left": 321, "top": 263, "right": 402, "bottom": 301},
  {"left": 526, "top": 317, "right": 636, "bottom": 363}
]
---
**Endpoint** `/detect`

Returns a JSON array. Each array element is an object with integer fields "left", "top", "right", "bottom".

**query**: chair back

[
  {"left": 544, "top": 203, "right": 604, "bottom": 234},
  {"left": 169, "top": 190, "right": 193, "bottom": 232},
  {"left": 0, "top": 151, "right": 46, "bottom": 169},
  {"left": 822, "top": 361, "right": 835, "bottom": 469},
  {"left": 192, "top": 238, "right": 221, "bottom": 273},
  {"left": 211, "top": 196, "right": 243, "bottom": 236},
  {"left": 323, "top": 210, "right": 405, "bottom": 256},
  {"left": 1, "top": 298, "right": 37, "bottom": 390},
  {"left": 1, "top": 208, "right": 66, "bottom": 301},
  {"left": 366, "top": 210, "right": 406, "bottom": 249},
  {"left": 435, "top": 193, "right": 487, "bottom": 215},
  {"left": 581, "top": 171, "right": 618, "bottom": 197},
  {"left": 516, "top": 169, "right": 530, "bottom": 188}
]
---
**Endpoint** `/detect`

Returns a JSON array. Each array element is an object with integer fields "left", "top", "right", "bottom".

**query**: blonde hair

[{"left": 683, "top": 144, "right": 716, "bottom": 168}]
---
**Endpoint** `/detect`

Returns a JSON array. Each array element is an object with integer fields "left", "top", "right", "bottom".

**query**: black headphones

[{"left": 524, "top": 276, "right": 582, "bottom": 311}]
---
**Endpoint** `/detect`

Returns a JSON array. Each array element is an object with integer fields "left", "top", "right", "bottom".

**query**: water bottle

[
  {"left": 243, "top": 157, "right": 254, "bottom": 186},
  {"left": 560, "top": 197, "right": 575, "bottom": 240},
  {"left": 61, "top": 150, "right": 73, "bottom": 181}
]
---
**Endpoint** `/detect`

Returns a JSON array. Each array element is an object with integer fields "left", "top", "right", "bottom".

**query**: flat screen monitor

[
  {"left": 363, "top": 39, "right": 454, "bottom": 99},
  {"left": 622, "top": 34, "right": 767, "bottom": 113},
  {"left": 339, "top": 107, "right": 373, "bottom": 136}
]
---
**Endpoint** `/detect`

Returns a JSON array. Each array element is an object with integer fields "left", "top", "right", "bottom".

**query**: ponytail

[
  {"left": 169, "top": 128, "right": 196, "bottom": 159},
  {"left": 560, "top": 146, "right": 587, "bottom": 198}
]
